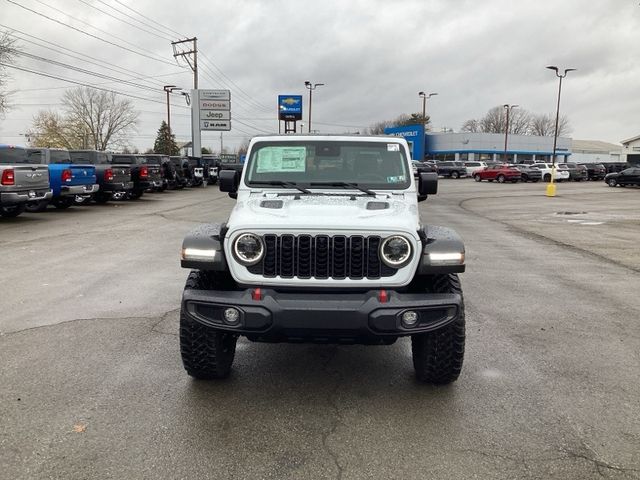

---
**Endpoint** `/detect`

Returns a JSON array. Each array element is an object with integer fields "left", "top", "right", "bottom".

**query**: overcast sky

[{"left": 1, "top": 0, "right": 639, "bottom": 151}]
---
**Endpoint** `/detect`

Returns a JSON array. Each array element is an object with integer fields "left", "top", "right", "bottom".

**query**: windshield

[
  {"left": 111, "top": 155, "right": 135, "bottom": 164},
  {"left": 245, "top": 140, "right": 411, "bottom": 190},
  {"left": 0, "top": 148, "right": 42, "bottom": 164},
  {"left": 144, "top": 156, "right": 165, "bottom": 165}
]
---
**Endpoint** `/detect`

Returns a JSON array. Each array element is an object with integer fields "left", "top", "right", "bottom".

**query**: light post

[
  {"left": 163, "top": 85, "right": 182, "bottom": 136},
  {"left": 545, "top": 66, "right": 576, "bottom": 197},
  {"left": 304, "top": 81, "right": 324, "bottom": 133},
  {"left": 503, "top": 104, "right": 518, "bottom": 163},
  {"left": 418, "top": 91, "right": 437, "bottom": 130}
]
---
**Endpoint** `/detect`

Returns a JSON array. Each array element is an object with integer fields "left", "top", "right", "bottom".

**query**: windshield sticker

[
  {"left": 256, "top": 147, "right": 306, "bottom": 173},
  {"left": 387, "top": 175, "right": 406, "bottom": 183},
  {"left": 387, "top": 144, "right": 400, "bottom": 152}
]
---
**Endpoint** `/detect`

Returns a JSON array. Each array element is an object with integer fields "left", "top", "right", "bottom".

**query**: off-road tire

[
  {"left": 412, "top": 274, "right": 465, "bottom": 384},
  {"left": 0, "top": 203, "right": 26, "bottom": 217},
  {"left": 180, "top": 270, "right": 237, "bottom": 379},
  {"left": 129, "top": 189, "right": 144, "bottom": 200},
  {"left": 450, "top": 171, "right": 460, "bottom": 179}
]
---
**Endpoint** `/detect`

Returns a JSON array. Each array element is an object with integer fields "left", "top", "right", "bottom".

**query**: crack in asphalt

[
  {"left": 319, "top": 347, "right": 346, "bottom": 480},
  {"left": 0, "top": 308, "right": 179, "bottom": 337},
  {"left": 561, "top": 442, "right": 640, "bottom": 478},
  {"left": 458, "top": 195, "right": 640, "bottom": 274}
]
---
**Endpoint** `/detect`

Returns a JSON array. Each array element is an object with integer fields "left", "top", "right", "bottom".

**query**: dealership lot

[{"left": 1, "top": 181, "right": 639, "bottom": 479}]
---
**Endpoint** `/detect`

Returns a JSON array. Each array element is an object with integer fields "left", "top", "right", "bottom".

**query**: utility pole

[
  {"left": 220, "top": 132, "right": 224, "bottom": 153},
  {"left": 172, "top": 38, "right": 198, "bottom": 89}
]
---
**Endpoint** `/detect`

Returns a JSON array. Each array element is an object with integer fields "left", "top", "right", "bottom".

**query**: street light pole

[
  {"left": 418, "top": 91, "right": 437, "bottom": 130},
  {"left": 163, "top": 85, "right": 181, "bottom": 136},
  {"left": 304, "top": 81, "right": 324, "bottom": 133},
  {"left": 503, "top": 104, "right": 518, "bottom": 163},
  {"left": 545, "top": 66, "right": 576, "bottom": 197}
]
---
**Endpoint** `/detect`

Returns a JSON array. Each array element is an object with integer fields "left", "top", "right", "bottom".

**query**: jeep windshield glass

[
  {"left": 245, "top": 140, "right": 411, "bottom": 190},
  {"left": 0, "top": 148, "right": 42, "bottom": 164}
]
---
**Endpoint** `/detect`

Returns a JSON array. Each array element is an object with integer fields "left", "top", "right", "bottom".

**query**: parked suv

[
  {"left": 531, "top": 163, "right": 570, "bottom": 182},
  {"left": 69, "top": 150, "right": 133, "bottom": 203},
  {"left": 473, "top": 164, "right": 521, "bottom": 183},
  {"left": 514, "top": 164, "right": 542, "bottom": 182},
  {"left": 464, "top": 161, "right": 488, "bottom": 176},
  {"left": 562, "top": 162, "right": 588, "bottom": 181},
  {"left": 605, "top": 167, "right": 640, "bottom": 187},
  {"left": 179, "top": 135, "right": 466, "bottom": 384},
  {"left": 436, "top": 161, "right": 467, "bottom": 178},
  {"left": 0, "top": 145, "right": 52, "bottom": 217},
  {"left": 580, "top": 163, "right": 607, "bottom": 181}
]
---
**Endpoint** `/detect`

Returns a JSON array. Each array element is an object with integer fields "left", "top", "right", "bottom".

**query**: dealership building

[{"left": 384, "top": 124, "right": 636, "bottom": 165}]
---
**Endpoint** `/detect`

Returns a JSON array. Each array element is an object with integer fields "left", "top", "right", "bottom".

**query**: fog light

[
  {"left": 402, "top": 310, "right": 419, "bottom": 328},
  {"left": 223, "top": 308, "right": 240, "bottom": 325}
]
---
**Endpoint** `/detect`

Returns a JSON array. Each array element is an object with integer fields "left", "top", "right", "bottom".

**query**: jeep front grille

[{"left": 247, "top": 234, "right": 398, "bottom": 279}]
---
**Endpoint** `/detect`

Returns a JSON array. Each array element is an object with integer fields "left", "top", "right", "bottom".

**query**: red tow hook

[
  {"left": 378, "top": 289, "right": 389, "bottom": 303},
  {"left": 252, "top": 288, "right": 262, "bottom": 301}
]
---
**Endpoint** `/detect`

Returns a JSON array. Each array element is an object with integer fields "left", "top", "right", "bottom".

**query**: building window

[{"left": 435, "top": 153, "right": 455, "bottom": 161}]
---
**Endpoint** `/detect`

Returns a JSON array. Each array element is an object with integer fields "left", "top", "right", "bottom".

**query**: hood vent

[
  {"left": 260, "top": 200, "right": 284, "bottom": 209},
  {"left": 366, "top": 201, "right": 390, "bottom": 210}
]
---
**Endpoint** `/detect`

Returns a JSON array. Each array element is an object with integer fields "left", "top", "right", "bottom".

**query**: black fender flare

[
  {"left": 417, "top": 225, "right": 466, "bottom": 274},
  {"left": 180, "top": 223, "right": 229, "bottom": 271}
]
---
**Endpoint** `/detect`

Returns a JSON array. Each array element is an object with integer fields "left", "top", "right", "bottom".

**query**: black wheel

[
  {"left": 412, "top": 274, "right": 465, "bottom": 384},
  {"left": 24, "top": 200, "right": 48, "bottom": 212},
  {"left": 532, "top": 179, "right": 540, "bottom": 183},
  {"left": 450, "top": 171, "right": 460, "bottom": 179},
  {"left": 53, "top": 197, "right": 73, "bottom": 209},
  {"left": 497, "top": 174, "right": 506, "bottom": 183},
  {"left": 180, "top": 271, "right": 237, "bottom": 379},
  {"left": 544, "top": 173, "right": 551, "bottom": 182},
  {"left": 607, "top": 179, "right": 617, "bottom": 187},
  {"left": 521, "top": 174, "right": 529, "bottom": 182},
  {"left": 129, "top": 189, "right": 144, "bottom": 200},
  {"left": 473, "top": 174, "right": 481, "bottom": 182},
  {"left": 0, "top": 203, "right": 26, "bottom": 217},
  {"left": 94, "top": 192, "right": 111, "bottom": 204}
]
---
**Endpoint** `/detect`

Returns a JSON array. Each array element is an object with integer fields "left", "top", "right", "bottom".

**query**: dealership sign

[
  {"left": 384, "top": 124, "right": 426, "bottom": 160},
  {"left": 196, "top": 89, "right": 231, "bottom": 131},
  {"left": 278, "top": 95, "right": 303, "bottom": 121}
]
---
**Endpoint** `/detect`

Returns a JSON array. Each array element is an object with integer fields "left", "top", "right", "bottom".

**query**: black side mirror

[
  {"left": 219, "top": 169, "right": 239, "bottom": 197},
  {"left": 418, "top": 172, "right": 438, "bottom": 197}
]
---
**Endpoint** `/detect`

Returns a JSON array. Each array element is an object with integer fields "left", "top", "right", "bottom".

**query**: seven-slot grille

[{"left": 246, "top": 234, "right": 399, "bottom": 279}]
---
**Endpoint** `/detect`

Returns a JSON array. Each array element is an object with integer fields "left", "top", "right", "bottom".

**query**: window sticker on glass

[
  {"left": 387, "top": 144, "right": 400, "bottom": 152},
  {"left": 387, "top": 175, "right": 406, "bottom": 183},
  {"left": 256, "top": 147, "right": 307, "bottom": 173}
]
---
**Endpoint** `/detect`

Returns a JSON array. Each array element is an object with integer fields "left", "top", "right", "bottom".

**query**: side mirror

[
  {"left": 219, "top": 169, "right": 239, "bottom": 197},
  {"left": 418, "top": 172, "right": 438, "bottom": 196}
]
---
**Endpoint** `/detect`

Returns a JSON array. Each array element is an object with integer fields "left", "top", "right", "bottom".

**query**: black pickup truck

[
  {"left": 141, "top": 154, "right": 172, "bottom": 191},
  {"left": 69, "top": 150, "right": 133, "bottom": 203},
  {"left": 169, "top": 156, "right": 188, "bottom": 188},
  {"left": 110, "top": 154, "right": 162, "bottom": 199}
]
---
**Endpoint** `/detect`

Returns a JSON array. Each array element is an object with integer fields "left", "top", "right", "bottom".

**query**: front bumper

[
  {"left": 183, "top": 288, "right": 462, "bottom": 343},
  {"left": 1, "top": 188, "right": 52, "bottom": 205},
  {"left": 61, "top": 184, "right": 99, "bottom": 196}
]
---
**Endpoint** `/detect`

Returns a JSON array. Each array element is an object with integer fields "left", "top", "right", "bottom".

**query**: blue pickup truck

[{"left": 25, "top": 148, "right": 98, "bottom": 211}]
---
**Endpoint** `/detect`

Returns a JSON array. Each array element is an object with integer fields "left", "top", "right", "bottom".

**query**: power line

[
  {"left": 94, "top": 0, "right": 178, "bottom": 40},
  {"left": 111, "top": 0, "right": 186, "bottom": 39},
  {"left": 73, "top": 0, "right": 174, "bottom": 42},
  {"left": 4, "top": 0, "right": 178, "bottom": 67},
  {"left": 0, "top": 24, "right": 182, "bottom": 88}
]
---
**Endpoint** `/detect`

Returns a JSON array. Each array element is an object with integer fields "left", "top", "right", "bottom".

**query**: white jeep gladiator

[{"left": 179, "top": 135, "right": 466, "bottom": 384}]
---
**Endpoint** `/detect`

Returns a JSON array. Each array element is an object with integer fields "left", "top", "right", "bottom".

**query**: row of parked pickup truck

[{"left": 0, "top": 145, "right": 233, "bottom": 218}]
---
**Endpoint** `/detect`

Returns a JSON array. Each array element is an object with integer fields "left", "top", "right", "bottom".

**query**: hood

[{"left": 227, "top": 192, "right": 420, "bottom": 234}]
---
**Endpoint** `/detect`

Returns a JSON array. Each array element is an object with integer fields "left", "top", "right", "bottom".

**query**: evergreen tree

[{"left": 153, "top": 121, "right": 179, "bottom": 155}]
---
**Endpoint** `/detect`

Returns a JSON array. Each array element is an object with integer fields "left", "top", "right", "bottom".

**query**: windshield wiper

[
  {"left": 309, "top": 182, "right": 376, "bottom": 196},
  {"left": 250, "top": 180, "right": 312, "bottom": 194}
]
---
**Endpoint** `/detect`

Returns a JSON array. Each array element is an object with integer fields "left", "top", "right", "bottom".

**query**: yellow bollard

[{"left": 546, "top": 183, "right": 556, "bottom": 197}]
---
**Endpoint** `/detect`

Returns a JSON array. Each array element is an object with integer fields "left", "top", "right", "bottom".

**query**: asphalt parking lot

[{"left": 1, "top": 181, "right": 639, "bottom": 479}]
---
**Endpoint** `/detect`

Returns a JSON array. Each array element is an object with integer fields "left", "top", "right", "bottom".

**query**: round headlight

[
  {"left": 233, "top": 233, "right": 264, "bottom": 266},
  {"left": 380, "top": 235, "right": 412, "bottom": 268}
]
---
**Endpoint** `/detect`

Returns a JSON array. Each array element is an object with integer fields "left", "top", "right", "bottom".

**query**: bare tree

[
  {"left": 530, "top": 113, "right": 572, "bottom": 136},
  {"left": 28, "top": 110, "right": 80, "bottom": 149},
  {"left": 365, "top": 113, "right": 428, "bottom": 135},
  {"left": 460, "top": 119, "right": 480, "bottom": 133},
  {"left": 0, "top": 32, "right": 18, "bottom": 115},
  {"left": 62, "top": 87, "right": 139, "bottom": 150},
  {"left": 236, "top": 138, "right": 251, "bottom": 156}
]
